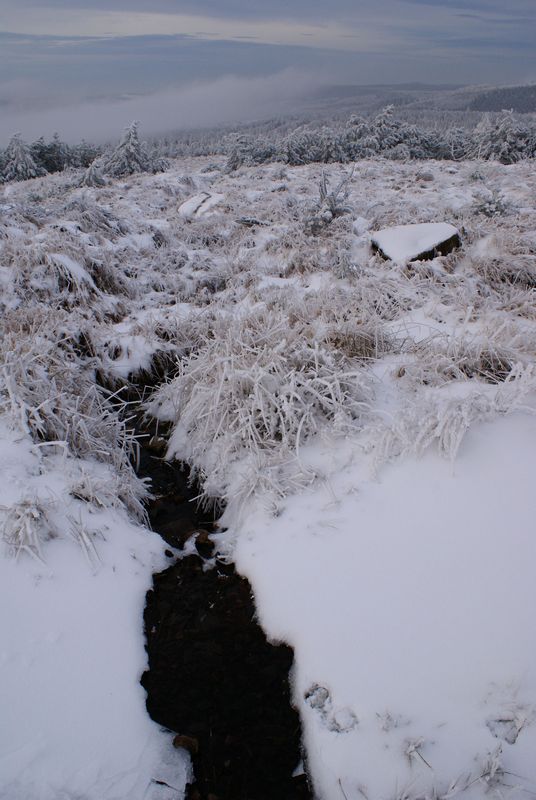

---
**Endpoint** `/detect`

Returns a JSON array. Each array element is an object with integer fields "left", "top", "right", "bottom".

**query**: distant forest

[{"left": 470, "top": 85, "right": 536, "bottom": 113}]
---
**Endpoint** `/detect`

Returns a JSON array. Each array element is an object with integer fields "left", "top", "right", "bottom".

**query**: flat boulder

[
  {"left": 371, "top": 222, "right": 460, "bottom": 263},
  {"left": 178, "top": 192, "right": 224, "bottom": 220}
]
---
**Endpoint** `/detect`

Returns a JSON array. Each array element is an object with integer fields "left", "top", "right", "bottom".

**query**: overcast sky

[{"left": 1, "top": 0, "right": 535, "bottom": 144}]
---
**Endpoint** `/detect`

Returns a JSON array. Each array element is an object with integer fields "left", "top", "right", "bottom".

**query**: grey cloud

[
  {"left": 454, "top": 12, "right": 534, "bottom": 25},
  {"left": 3, "top": 0, "right": 535, "bottom": 21},
  {"left": 0, "top": 33, "right": 344, "bottom": 100},
  {"left": 2, "top": 0, "right": 356, "bottom": 21},
  {"left": 401, "top": 0, "right": 534, "bottom": 12}
]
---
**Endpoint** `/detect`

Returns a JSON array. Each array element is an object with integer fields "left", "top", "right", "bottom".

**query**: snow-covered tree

[
  {"left": 442, "top": 127, "right": 470, "bottom": 161},
  {"left": 369, "top": 106, "right": 405, "bottom": 151},
  {"left": 73, "top": 139, "right": 102, "bottom": 169},
  {"left": 471, "top": 111, "right": 529, "bottom": 164},
  {"left": 102, "top": 121, "right": 150, "bottom": 177},
  {"left": 1, "top": 134, "right": 45, "bottom": 182},
  {"left": 343, "top": 115, "right": 370, "bottom": 159},
  {"left": 46, "top": 133, "right": 71, "bottom": 172},
  {"left": 284, "top": 129, "right": 333, "bottom": 165},
  {"left": 30, "top": 137, "right": 48, "bottom": 171},
  {"left": 79, "top": 159, "right": 107, "bottom": 187},
  {"left": 224, "top": 134, "right": 277, "bottom": 171},
  {"left": 30, "top": 133, "right": 72, "bottom": 173}
]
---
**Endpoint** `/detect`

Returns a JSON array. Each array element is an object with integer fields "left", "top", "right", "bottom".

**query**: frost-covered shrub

[
  {"left": 384, "top": 143, "right": 411, "bottom": 161},
  {"left": 443, "top": 127, "right": 471, "bottom": 161},
  {"left": 233, "top": 106, "right": 536, "bottom": 166},
  {"left": 472, "top": 190, "right": 511, "bottom": 218},
  {"left": 31, "top": 133, "right": 72, "bottom": 174},
  {"left": 225, "top": 134, "right": 279, "bottom": 171},
  {"left": 304, "top": 170, "right": 354, "bottom": 234},
  {"left": 284, "top": 129, "right": 331, "bottom": 166}
]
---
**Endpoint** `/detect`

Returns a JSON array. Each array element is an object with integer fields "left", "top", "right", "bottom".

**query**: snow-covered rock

[
  {"left": 372, "top": 222, "right": 460, "bottom": 262},
  {"left": 178, "top": 192, "right": 224, "bottom": 220}
]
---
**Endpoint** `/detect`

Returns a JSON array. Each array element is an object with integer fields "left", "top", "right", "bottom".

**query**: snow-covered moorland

[{"left": 1, "top": 153, "right": 536, "bottom": 799}]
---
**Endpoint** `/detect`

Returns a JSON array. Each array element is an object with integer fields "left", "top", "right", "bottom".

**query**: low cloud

[{"left": 0, "top": 70, "right": 320, "bottom": 146}]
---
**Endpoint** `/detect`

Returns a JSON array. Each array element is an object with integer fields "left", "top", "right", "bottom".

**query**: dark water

[{"left": 137, "top": 423, "right": 312, "bottom": 800}]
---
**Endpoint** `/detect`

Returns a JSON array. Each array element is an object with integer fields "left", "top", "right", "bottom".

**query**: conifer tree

[
  {"left": 102, "top": 121, "right": 150, "bottom": 177},
  {"left": 45, "top": 133, "right": 71, "bottom": 172},
  {"left": 74, "top": 140, "right": 101, "bottom": 169},
  {"left": 2, "top": 134, "right": 45, "bottom": 182}
]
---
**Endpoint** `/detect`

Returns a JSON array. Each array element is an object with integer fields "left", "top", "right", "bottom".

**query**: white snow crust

[
  {"left": 232, "top": 410, "right": 536, "bottom": 800},
  {"left": 0, "top": 423, "right": 189, "bottom": 800}
]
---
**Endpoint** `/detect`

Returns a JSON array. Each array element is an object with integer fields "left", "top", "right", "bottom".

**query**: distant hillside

[
  {"left": 302, "top": 82, "right": 536, "bottom": 118},
  {"left": 469, "top": 85, "right": 536, "bottom": 113}
]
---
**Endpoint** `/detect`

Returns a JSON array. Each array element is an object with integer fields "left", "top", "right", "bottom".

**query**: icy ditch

[{"left": 134, "top": 414, "right": 313, "bottom": 800}]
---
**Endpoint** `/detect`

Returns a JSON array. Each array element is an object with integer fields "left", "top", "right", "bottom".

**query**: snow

[
  {"left": 49, "top": 252, "right": 97, "bottom": 290},
  {"left": 372, "top": 222, "right": 459, "bottom": 262},
  {"left": 231, "top": 410, "right": 536, "bottom": 800},
  {"left": 103, "top": 332, "right": 157, "bottom": 379},
  {"left": 0, "top": 422, "right": 189, "bottom": 800}
]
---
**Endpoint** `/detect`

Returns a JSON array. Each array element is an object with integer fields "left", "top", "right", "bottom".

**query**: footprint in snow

[{"left": 304, "top": 684, "right": 358, "bottom": 733}]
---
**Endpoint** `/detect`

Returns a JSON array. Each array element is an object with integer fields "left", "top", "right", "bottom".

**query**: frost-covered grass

[
  {"left": 1, "top": 153, "right": 536, "bottom": 799},
  {"left": 148, "top": 305, "right": 374, "bottom": 503}
]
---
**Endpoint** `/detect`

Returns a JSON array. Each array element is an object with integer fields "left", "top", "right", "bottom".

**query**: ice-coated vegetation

[{"left": 1, "top": 141, "right": 536, "bottom": 800}]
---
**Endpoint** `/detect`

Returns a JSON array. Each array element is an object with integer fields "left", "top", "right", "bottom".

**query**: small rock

[
  {"left": 152, "top": 229, "right": 167, "bottom": 248},
  {"left": 144, "top": 435, "right": 167, "bottom": 455},
  {"left": 195, "top": 530, "right": 215, "bottom": 559},
  {"left": 173, "top": 734, "right": 199, "bottom": 755},
  {"left": 235, "top": 216, "right": 267, "bottom": 228}
]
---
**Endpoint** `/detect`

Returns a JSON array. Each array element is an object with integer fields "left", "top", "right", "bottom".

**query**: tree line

[{"left": 2, "top": 108, "right": 536, "bottom": 184}]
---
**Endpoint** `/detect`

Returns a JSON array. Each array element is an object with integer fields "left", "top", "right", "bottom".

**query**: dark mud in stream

[{"left": 136, "top": 424, "right": 311, "bottom": 800}]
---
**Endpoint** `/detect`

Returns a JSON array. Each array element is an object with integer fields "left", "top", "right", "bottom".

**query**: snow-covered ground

[
  {"left": 232, "top": 411, "right": 536, "bottom": 800},
  {"left": 1, "top": 154, "right": 535, "bottom": 799},
  {"left": 0, "top": 418, "right": 190, "bottom": 799}
]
